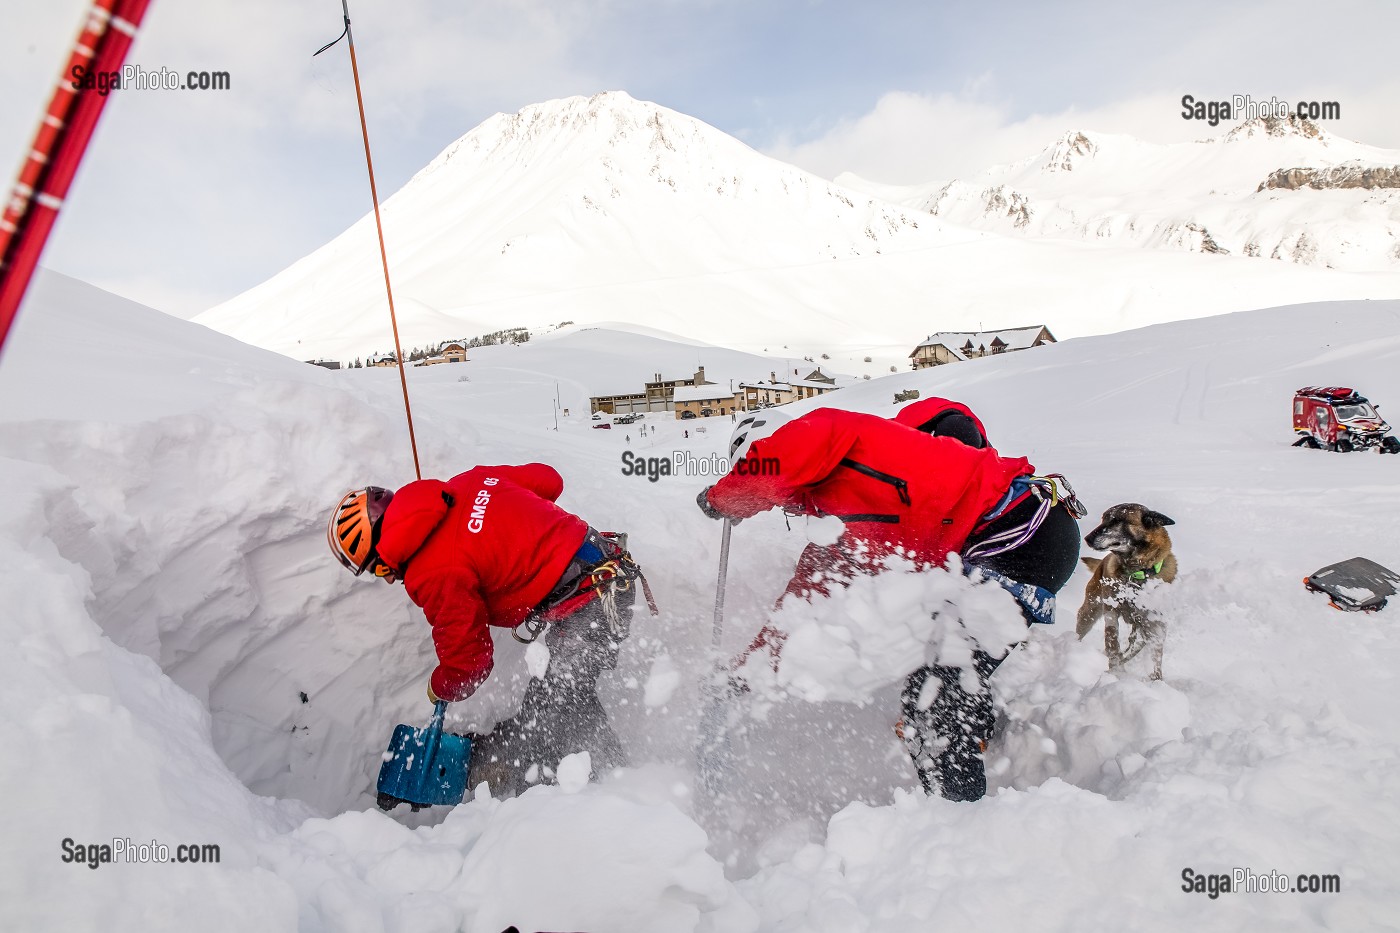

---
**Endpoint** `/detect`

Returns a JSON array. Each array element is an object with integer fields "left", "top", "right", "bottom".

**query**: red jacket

[
  {"left": 375, "top": 464, "right": 588, "bottom": 701},
  {"left": 706, "top": 408, "right": 1030, "bottom": 581},
  {"left": 893, "top": 397, "right": 989, "bottom": 445}
]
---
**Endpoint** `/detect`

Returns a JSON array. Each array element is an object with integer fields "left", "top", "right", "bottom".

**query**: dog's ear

[
  {"left": 1081, "top": 556, "right": 1102, "bottom": 571},
  {"left": 1142, "top": 510, "right": 1175, "bottom": 528}
]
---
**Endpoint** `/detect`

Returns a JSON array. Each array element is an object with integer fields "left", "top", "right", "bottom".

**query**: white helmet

[{"left": 728, "top": 408, "right": 792, "bottom": 466}]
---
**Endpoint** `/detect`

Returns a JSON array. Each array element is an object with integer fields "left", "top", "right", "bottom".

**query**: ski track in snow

[{"left": 1, "top": 269, "right": 1399, "bottom": 931}]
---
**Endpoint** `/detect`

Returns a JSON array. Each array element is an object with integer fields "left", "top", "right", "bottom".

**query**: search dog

[{"left": 1076, "top": 503, "right": 1177, "bottom": 681}]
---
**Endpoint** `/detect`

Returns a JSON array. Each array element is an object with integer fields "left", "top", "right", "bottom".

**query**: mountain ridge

[
  {"left": 197, "top": 93, "right": 1400, "bottom": 362},
  {"left": 838, "top": 112, "right": 1400, "bottom": 270}
]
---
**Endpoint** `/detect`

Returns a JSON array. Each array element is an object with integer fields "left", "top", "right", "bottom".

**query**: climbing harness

[
  {"left": 514, "top": 530, "right": 658, "bottom": 643},
  {"left": 964, "top": 472, "right": 1087, "bottom": 563}
]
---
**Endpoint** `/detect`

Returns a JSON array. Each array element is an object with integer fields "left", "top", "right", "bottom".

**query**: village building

[
  {"left": 591, "top": 366, "right": 713, "bottom": 414},
  {"left": 644, "top": 367, "right": 710, "bottom": 407},
  {"left": 736, "top": 380, "right": 794, "bottom": 410},
  {"left": 589, "top": 389, "right": 649, "bottom": 415},
  {"left": 909, "top": 325, "right": 1056, "bottom": 369},
  {"left": 590, "top": 364, "right": 848, "bottom": 417},
  {"left": 735, "top": 367, "right": 841, "bottom": 410},
  {"left": 413, "top": 341, "right": 471, "bottom": 366},
  {"left": 789, "top": 368, "right": 838, "bottom": 401},
  {"left": 674, "top": 384, "right": 738, "bottom": 419}
]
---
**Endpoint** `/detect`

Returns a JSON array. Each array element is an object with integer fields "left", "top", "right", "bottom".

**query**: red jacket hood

[
  {"left": 376, "top": 479, "right": 452, "bottom": 572},
  {"left": 893, "top": 397, "right": 988, "bottom": 445}
]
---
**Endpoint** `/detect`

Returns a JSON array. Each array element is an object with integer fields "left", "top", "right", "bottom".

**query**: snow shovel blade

[
  {"left": 376, "top": 701, "right": 471, "bottom": 809},
  {"left": 1305, "top": 556, "right": 1399, "bottom": 612}
]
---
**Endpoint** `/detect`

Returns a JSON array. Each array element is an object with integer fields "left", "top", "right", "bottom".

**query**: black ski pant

[
  {"left": 901, "top": 501, "right": 1081, "bottom": 801},
  {"left": 467, "top": 589, "right": 634, "bottom": 797}
]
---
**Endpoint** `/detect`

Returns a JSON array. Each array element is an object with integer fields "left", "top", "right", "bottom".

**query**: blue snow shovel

[{"left": 376, "top": 701, "right": 471, "bottom": 811}]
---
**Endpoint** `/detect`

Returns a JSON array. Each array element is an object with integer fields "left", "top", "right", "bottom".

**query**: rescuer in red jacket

[
  {"left": 698, "top": 406, "right": 1083, "bottom": 801},
  {"left": 775, "top": 397, "right": 994, "bottom": 603},
  {"left": 328, "top": 464, "right": 650, "bottom": 797}
]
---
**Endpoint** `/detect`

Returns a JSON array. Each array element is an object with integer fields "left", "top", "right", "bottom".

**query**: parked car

[
  {"left": 591, "top": 413, "right": 602, "bottom": 420},
  {"left": 1293, "top": 386, "right": 1399, "bottom": 453},
  {"left": 592, "top": 422, "right": 612, "bottom": 430},
  {"left": 679, "top": 410, "right": 697, "bottom": 420}
]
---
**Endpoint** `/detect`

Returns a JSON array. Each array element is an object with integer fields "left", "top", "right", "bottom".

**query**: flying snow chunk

[
  {"left": 644, "top": 653, "right": 680, "bottom": 707},
  {"left": 525, "top": 640, "right": 551, "bottom": 679},
  {"left": 765, "top": 555, "right": 1027, "bottom": 703},
  {"left": 557, "top": 751, "right": 592, "bottom": 794}
]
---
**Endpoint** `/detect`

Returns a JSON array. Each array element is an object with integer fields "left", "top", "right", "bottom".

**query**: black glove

[{"left": 696, "top": 487, "right": 726, "bottom": 521}]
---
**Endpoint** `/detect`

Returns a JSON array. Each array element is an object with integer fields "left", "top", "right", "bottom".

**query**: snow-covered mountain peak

[
  {"left": 418, "top": 90, "right": 760, "bottom": 191},
  {"left": 1040, "top": 130, "right": 1099, "bottom": 172},
  {"left": 198, "top": 92, "right": 941, "bottom": 361},
  {"left": 1223, "top": 112, "right": 1327, "bottom": 143}
]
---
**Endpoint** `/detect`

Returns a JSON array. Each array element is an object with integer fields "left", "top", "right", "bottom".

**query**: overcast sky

[{"left": 3, "top": 0, "right": 1397, "bottom": 318}]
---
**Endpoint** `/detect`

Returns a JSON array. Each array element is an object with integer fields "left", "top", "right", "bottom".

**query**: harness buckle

[
  {"left": 511, "top": 614, "right": 549, "bottom": 644},
  {"left": 1039, "top": 473, "right": 1088, "bottom": 519}
]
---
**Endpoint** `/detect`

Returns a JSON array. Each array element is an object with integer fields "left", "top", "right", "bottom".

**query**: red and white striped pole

[{"left": 0, "top": 0, "right": 153, "bottom": 358}]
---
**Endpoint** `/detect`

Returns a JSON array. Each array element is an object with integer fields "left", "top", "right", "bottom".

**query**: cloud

[
  {"left": 764, "top": 82, "right": 1400, "bottom": 187},
  {"left": 760, "top": 0, "right": 1400, "bottom": 185}
]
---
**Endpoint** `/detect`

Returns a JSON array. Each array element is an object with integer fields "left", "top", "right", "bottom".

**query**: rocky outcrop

[
  {"left": 1259, "top": 163, "right": 1400, "bottom": 192},
  {"left": 982, "top": 185, "right": 1033, "bottom": 227},
  {"left": 1188, "top": 222, "right": 1228, "bottom": 254},
  {"left": 1156, "top": 220, "right": 1230, "bottom": 255},
  {"left": 1225, "top": 113, "right": 1324, "bottom": 141},
  {"left": 1043, "top": 131, "right": 1097, "bottom": 172},
  {"left": 922, "top": 181, "right": 1033, "bottom": 228},
  {"left": 1272, "top": 231, "right": 1319, "bottom": 264}
]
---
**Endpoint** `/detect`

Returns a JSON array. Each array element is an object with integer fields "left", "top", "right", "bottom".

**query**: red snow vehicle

[{"left": 1292, "top": 387, "right": 1400, "bottom": 453}]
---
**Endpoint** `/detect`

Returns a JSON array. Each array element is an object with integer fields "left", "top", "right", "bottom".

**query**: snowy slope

[
  {"left": 196, "top": 93, "right": 1400, "bottom": 363},
  {"left": 839, "top": 114, "right": 1400, "bottom": 272},
  {"left": 4, "top": 271, "right": 1400, "bottom": 931}
]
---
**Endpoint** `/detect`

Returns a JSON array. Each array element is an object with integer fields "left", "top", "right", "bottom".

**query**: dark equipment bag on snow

[{"left": 1304, "top": 557, "right": 1399, "bottom": 612}]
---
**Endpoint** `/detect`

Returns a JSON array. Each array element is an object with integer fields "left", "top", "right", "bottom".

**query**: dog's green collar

[{"left": 1130, "top": 560, "right": 1165, "bottom": 582}]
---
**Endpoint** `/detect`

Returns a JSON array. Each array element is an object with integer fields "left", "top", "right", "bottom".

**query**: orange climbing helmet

[{"left": 327, "top": 486, "right": 395, "bottom": 575}]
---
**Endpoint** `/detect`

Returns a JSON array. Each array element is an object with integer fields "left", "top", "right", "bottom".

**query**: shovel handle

[
  {"left": 712, "top": 519, "right": 732, "bottom": 653},
  {"left": 422, "top": 700, "right": 449, "bottom": 754}
]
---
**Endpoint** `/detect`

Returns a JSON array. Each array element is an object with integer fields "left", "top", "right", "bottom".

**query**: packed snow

[{"left": 2, "top": 269, "right": 1399, "bottom": 930}]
